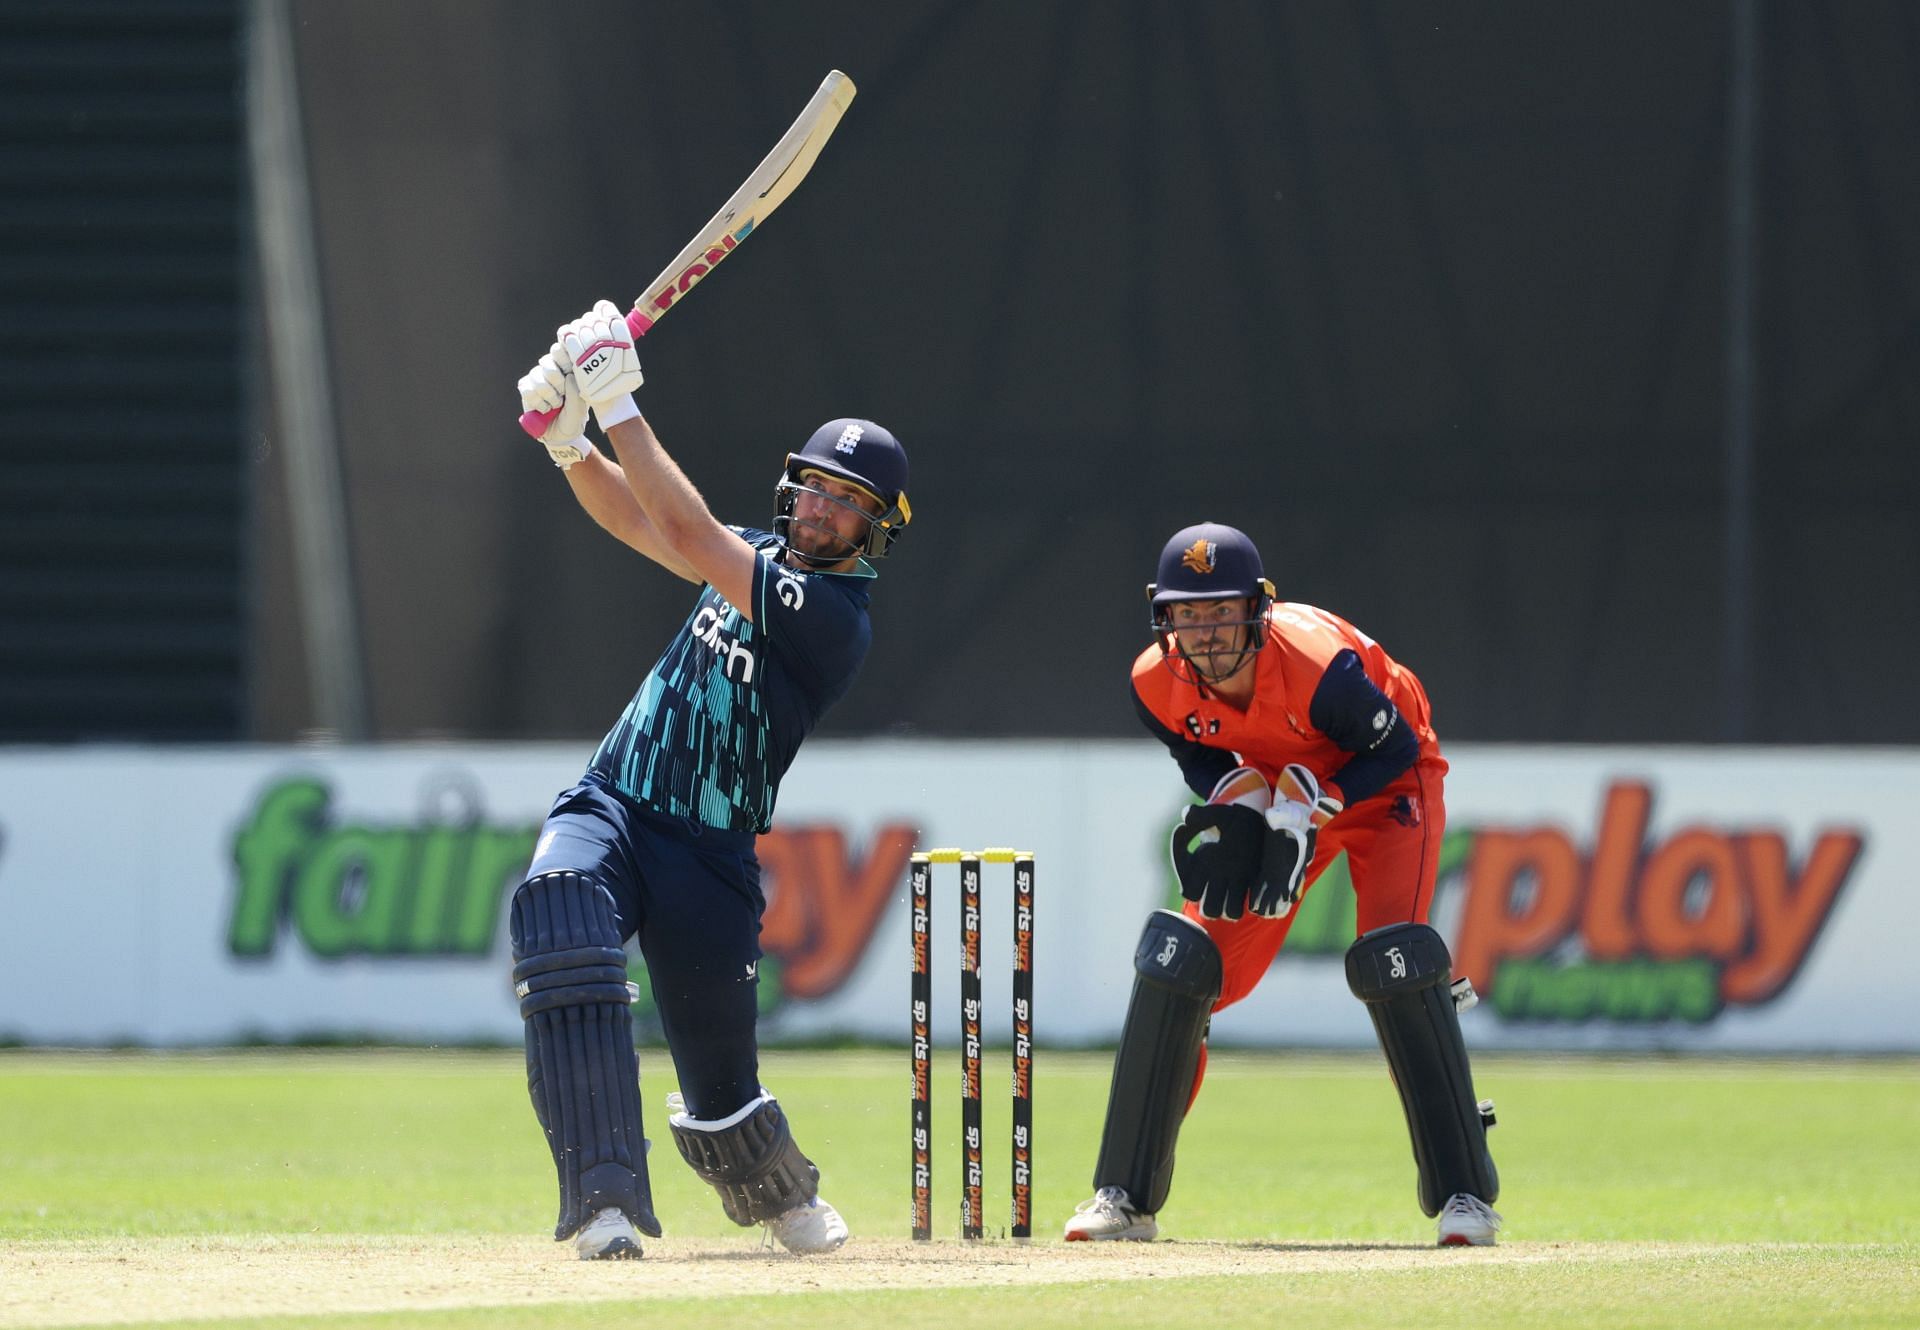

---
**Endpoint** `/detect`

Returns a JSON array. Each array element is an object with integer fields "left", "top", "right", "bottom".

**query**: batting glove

[
  {"left": 516, "top": 349, "right": 593, "bottom": 468},
  {"left": 1274, "top": 762, "right": 1343, "bottom": 829},
  {"left": 1252, "top": 764, "right": 1326, "bottom": 918},
  {"left": 555, "top": 300, "right": 644, "bottom": 430}
]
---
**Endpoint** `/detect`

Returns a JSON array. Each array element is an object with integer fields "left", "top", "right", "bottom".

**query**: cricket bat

[{"left": 520, "top": 69, "right": 856, "bottom": 437}]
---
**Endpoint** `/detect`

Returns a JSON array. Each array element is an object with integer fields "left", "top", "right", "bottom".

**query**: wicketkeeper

[
  {"left": 1065, "top": 522, "right": 1502, "bottom": 1247},
  {"left": 509, "top": 303, "right": 912, "bottom": 1258}
]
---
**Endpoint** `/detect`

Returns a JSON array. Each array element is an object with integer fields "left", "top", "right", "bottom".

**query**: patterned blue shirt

[{"left": 587, "top": 528, "right": 873, "bottom": 833}]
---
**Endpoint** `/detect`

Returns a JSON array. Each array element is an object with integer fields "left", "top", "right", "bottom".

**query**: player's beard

[
  {"left": 785, "top": 516, "right": 862, "bottom": 567},
  {"left": 1181, "top": 629, "right": 1254, "bottom": 686}
]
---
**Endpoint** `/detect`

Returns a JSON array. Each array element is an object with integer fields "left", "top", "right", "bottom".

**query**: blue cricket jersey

[{"left": 586, "top": 528, "right": 874, "bottom": 833}]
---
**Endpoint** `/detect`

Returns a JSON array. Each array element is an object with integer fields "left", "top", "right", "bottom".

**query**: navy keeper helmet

[
  {"left": 774, "top": 418, "right": 913, "bottom": 564},
  {"left": 1147, "top": 522, "right": 1277, "bottom": 684}
]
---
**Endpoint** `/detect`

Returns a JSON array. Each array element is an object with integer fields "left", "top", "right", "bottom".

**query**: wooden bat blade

[
  {"left": 519, "top": 70, "right": 855, "bottom": 439},
  {"left": 628, "top": 68, "right": 856, "bottom": 334}
]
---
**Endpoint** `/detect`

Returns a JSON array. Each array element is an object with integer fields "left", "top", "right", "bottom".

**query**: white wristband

[{"left": 594, "top": 393, "right": 641, "bottom": 431}]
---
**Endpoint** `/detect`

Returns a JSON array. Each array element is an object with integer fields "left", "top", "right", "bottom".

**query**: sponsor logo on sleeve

[{"left": 1366, "top": 705, "right": 1400, "bottom": 751}]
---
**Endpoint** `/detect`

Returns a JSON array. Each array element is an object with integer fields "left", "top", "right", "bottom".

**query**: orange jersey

[{"left": 1131, "top": 601, "right": 1445, "bottom": 808}]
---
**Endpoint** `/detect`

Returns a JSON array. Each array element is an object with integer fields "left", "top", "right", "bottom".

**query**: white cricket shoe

[
  {"left": 571, "top": 1205, "right": 644, "bottom": 1260},
  {"left": 1436, "top": 1192, "right": 1501, "bottom": 1247},
  {"left": 764, "top": 1195, "right": 849, "bottom": 1254},
  {"left": 1063, "top": 1186, "right": 1158, "bottom": 1242}
]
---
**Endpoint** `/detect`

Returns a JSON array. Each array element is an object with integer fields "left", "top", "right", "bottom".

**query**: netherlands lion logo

[{"left": 1180, "top": 539, "right": 1217, "bottom": 575}]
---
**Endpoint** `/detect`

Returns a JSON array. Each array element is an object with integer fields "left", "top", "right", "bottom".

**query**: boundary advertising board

[{"left": 0, "top": 743, "right": 1904, "bottom": 1051}]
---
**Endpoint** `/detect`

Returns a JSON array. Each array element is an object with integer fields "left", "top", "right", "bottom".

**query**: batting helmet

[
  {"left": 1148, "top": 523, "right": 1273, "bottom": 607},
  {"left": 1146, "top": 522, "right": 1277, "bottom": 683},
  {"left": 774, "top": 419, "right": 913, "bottom": 562}
]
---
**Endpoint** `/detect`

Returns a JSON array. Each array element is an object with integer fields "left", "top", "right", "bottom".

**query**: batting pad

[
  {"left": 1346, "top": 922, "right": 1499, "bottom": 1217},
  {"left": 1092, "top": 910, "right": 1223, "bottom": 1213},
  {"left": 668, "top": 1095, "right": 820, "bottom": 1226},
  {"left": 510, "top": 870, "right": 660, "bottom": 1240}
]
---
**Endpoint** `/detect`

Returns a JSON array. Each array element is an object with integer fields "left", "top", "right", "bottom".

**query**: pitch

[{"left": 1, "top": 1049, "right": 1914, "bottom": 1328}]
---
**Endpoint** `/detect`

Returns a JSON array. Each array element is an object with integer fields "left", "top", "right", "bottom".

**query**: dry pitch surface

[{"left": 1, "top": 1236, "right": 1751, "bottom": 1327}]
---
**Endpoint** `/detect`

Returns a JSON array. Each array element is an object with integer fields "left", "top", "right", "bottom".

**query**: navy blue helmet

[
  {"left": 1147, "top": 522, "right": 1277, "bottom": 684},
  {"left": 774, "top": 418, "right": 912, "bottom": 564}
]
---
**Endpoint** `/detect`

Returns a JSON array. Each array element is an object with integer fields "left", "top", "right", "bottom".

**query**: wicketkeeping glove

[
  {"left": 1252, "top": 763, "right": 1325, "bottom": 918},
  {"left": 1170, "top": 802, "right": 1266, "bottom": 921}
]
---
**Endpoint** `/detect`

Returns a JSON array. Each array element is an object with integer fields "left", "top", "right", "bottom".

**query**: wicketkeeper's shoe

[
  {"left": 1063, "top": 1186, "right": 1158, "bottom": 1242},
  {"left": 763, "top": 1195, "right": 849, "bottom": 1254},
  {"left": 571, "top": 1205, "right": 644, "bottom": 1260},
  {"left": 1436, "top": 1192, "right": 1501, "bottom": 1247}
]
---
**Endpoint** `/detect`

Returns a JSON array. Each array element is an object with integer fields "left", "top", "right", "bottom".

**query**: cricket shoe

[
  {"left": 1063, "top": 1186, "right": 1158, "bottom": 1242},
  {"left": 763, "top": 1195, "right": 849, "bottom": 1254},
  {"left": 1436, "top": 1193, "right": 1501, "bottom": 1247},
  {"left": 571, "top": 1205, "right": 644, "bottom": 1260}
]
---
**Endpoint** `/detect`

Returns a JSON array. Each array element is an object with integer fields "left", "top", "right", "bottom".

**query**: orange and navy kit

[{"left": 1132, "top": 601, "right": 1449, "bottom": 1008}]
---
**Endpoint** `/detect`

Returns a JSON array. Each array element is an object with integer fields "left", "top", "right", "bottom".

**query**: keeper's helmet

[
  {"left": 1146, "top": 522, "right": 1276, "bottom": 684},
  {"left": 774, "top": 418, "right": 913, "bottom": 565}
]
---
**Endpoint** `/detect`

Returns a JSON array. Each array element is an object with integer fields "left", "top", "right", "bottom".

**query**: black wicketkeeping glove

[
  {"left": 1169, "top": 802, "right": 1266, "bottom": 920},
  {"left": 1251, "top": 799, "right": 1317, "bottom": 918}
]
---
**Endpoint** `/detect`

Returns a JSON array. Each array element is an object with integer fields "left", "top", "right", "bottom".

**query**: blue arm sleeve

[
  {"left": 1132, "top": 686, "right": 1236, "bottom": 799},
  {"left": 1307, "top": 649, "right": 1419, "bottom": 805}
]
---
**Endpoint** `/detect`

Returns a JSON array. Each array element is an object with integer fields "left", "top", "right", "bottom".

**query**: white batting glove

[
  {"left": 1254, "top": 763, "right": 1327, "bottom": 919},
  {"left": 516, "top": 349, "right": 594, "bottom": 468},
  {"left": 1273, "top": 762, "right": 1343, "bottom": 829},
  {"left": 556, "top": 300, "right": 643, "bottom": 429}
]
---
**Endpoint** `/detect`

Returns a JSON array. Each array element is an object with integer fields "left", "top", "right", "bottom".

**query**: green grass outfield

[{"left": 1, "top": 1048, "right": 1914, "bottom": 1328}]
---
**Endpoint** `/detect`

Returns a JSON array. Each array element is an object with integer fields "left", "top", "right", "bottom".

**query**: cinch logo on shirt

[{"left": 691, "top": 605, "right": 757, "bottom": 683}]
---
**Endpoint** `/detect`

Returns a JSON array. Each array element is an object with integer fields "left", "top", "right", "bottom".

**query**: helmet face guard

[
  {"left": 1146, "top": 523, "right": 1275, "bottom": 686},
  {"left": 773, "top": 468, "right": 909, "bottom": 565},
  {"left": 1150, "top": 589, "right": 1274, "bottom": 685},
  {"left": 771, "top": 419, "right": 911, "bottom": 567}
]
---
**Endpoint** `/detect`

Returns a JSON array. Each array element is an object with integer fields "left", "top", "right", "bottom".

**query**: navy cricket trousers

[{"left": 527, "top": 775, "right": 765, "bottom": 1119}]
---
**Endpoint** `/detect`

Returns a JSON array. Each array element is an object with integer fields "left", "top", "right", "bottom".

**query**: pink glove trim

[{"left": 575, "top": 334, "right": 633, "bottom": 361}]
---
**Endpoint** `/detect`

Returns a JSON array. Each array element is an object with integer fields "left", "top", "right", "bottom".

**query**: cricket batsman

[
  {"left": 508, "top": 303, "right": 912, "bottom": 1258},
  {"left": 1065, "top": 522, "right": 1502, "bottom": 1247}
]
